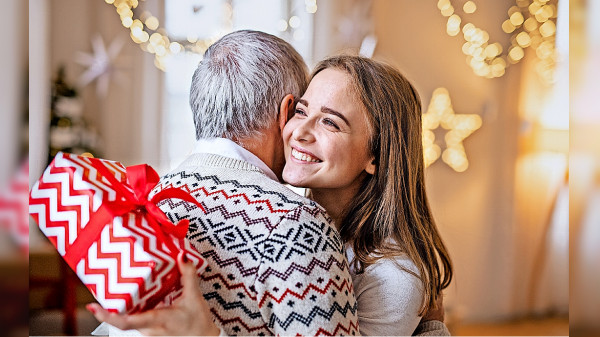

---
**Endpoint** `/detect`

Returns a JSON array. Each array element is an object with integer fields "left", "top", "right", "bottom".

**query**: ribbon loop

[{"left": 92, "top": 160, "right": 204, "bottom": 253}]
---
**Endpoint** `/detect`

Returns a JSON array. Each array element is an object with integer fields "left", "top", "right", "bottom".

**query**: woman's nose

[{"left": 292, "top": 117, "right": 316, "bottom": 143}]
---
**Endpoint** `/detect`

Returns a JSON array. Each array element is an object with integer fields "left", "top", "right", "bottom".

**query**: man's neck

[{"left": 236, "top": 124, "right": 283, "bottom": 181}]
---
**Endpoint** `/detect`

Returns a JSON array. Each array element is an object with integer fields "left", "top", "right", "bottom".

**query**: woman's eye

[
  {"left": 295, "top": 109, "right": 307, "bottom": 116},
  {"left": 323, "top": 118, "right": 340, "bottom": 130}
]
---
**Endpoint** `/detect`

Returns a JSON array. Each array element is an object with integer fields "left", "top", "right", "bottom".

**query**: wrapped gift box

[{"left": 29, "top": 152, "right": 206, "bottom": 313}]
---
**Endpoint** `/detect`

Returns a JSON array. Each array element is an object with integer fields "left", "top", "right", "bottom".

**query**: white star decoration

[
  {"left": 422, "top": 88, "right": 482, "bottom": 172},
  {"left": 75, "top": 35, "right": 125, "bottom": 97}
]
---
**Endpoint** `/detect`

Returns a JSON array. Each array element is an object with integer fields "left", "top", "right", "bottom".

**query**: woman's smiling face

[{"left": 282, "top": 68, "right": 375, "bottom": 192}]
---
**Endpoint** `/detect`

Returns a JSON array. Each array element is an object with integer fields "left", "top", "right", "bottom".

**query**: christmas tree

[{"left": 48, "top": 66, "right": 99, "bottom": 164}]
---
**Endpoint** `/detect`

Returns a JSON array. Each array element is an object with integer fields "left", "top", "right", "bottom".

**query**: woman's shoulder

[
  {"left": 345, "top": 247, "right": 424, "bottom": 336},
  {"left": 347, "top": 246, "right": 419, "bottom": 274},
  {"left": 347, "top": 247, "right": 422, "bottom": 291},
  {"left": 367, "top": 254, "right": 421, "bottom": 289}
]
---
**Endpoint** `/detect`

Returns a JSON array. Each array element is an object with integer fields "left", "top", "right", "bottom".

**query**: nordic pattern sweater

[{"left": 151, "top": 153, "right": 360, "bottom": 336}]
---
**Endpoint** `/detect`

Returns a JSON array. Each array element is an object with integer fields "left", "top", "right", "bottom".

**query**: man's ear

[
  {"left": 278, "top": 94, "right": 296, "bottom": 131},
  {"left": 365, "top": 158, "right": 376, "bottom": 175}
]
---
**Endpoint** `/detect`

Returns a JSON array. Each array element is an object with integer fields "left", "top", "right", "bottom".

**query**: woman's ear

[
  {"left": 365, "top": 159, "right": 376, "bottom": 175},
  {"left": 278, "top": 94, "right": 296, "bottom": 131}
]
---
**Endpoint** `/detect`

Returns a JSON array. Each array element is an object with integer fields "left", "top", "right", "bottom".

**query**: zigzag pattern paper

[{"left": 29, "top": 152, "right": 205, "bottom": 313}]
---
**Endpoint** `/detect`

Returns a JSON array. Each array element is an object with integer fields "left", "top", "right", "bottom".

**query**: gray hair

[{"left": 189, "top": 30, "right": 309, "bottom": 140}]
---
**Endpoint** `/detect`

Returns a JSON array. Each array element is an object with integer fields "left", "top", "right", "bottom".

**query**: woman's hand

[
  {"left": 86, "top": 252, "right": 220, "bottom": 336},
  {"left": 421, "top": 292, "right": 445, "bottom": 322}
]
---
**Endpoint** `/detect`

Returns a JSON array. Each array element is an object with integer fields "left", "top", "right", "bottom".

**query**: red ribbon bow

[{"left": 63, "top": 160, "right": 204, "bottom": 268}]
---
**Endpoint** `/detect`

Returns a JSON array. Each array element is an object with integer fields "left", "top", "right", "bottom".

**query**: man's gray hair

[{"left": 189, "top": 30, "right": 309, "bottom": 140}]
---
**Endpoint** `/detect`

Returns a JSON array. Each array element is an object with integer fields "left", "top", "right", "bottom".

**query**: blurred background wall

[{"left": 19, "top": 0, "right": 598, "bottom": 335}]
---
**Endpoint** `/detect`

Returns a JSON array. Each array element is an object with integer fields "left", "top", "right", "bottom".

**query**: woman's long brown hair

[{"left": 312, "top": 55, "right": 453, "bottom": 315}]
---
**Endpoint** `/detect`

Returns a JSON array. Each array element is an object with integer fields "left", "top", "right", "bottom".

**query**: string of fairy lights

[
  {"left": 108, "top": 0, "right": 556, "bottom": 81},
  {"left": 105, "top": 0, "right": 317, "bottom": 71},
  {"left": 439, "top": 0, "right": 557, "bottom": 83},
  {"left": 102, "top": 0, "right": 556, "bottom": 172}
]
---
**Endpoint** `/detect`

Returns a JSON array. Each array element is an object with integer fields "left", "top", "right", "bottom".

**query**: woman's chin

[{"left": 282, "top": 170, "right": 309, "bottom": 188}]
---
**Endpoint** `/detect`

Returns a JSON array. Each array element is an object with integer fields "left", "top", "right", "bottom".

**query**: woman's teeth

[{"left": 291, "top": 148, "right": 321, "bottom": 162}]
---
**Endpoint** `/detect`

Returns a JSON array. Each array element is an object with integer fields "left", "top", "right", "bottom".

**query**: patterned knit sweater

[{"left": 151, "top": 153, "right": 360, "bottom": 336}]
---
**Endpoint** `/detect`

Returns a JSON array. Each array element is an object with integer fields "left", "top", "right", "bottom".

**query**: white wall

[
  {"left": 1, "top": 0, "right": 26, "bottom": 186},
  {"left": 373, "top": 0, "right": 523, "bottom": 323},
  {"left": 44, "top": 0, "right": 162, "bottom": 168}
]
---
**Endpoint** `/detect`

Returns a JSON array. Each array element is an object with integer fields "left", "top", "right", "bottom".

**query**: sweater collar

[{"left": 192, "top": 137, "right": 278, "bottom": 182}]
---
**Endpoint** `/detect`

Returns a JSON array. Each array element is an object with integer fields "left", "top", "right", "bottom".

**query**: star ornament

[
  {"left": 75, "top": 35, "right": 126, "bottom": 97},
  {"left": 422, "top": 88, "right": 482, "bottom": 172}
]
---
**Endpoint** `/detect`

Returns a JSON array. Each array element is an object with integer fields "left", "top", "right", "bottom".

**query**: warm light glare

[
  {"left": 507, "top": 5, "right": 521, "bottom": 16},
  {"left": 502, "top": 20, "right": 516, "bottom": 33},
  {"left": 131, "top": 19, "right": 143, "bottom": 30},
  {"left": 516, "top": 31, "right": 532, "bottom": 47},
  {"left": 463, "top": 1, "right": 476, "bottom": 14},
  {"left": 149, "top": 33, "right": 163, "bottom": 45},
  {"left": 187, "top": 35, "right": 198, "bottom": 43},
  {"left": 145, "top": 16, "right": 159, "bottom": 31},
  {"left": 539, "top": 20, "right": 556, "bottom": 37},
  {"left": 289, "top": 16, "right": 301, "bottom": 28},
  {"left": 509, "top": 45, "right": 525, "bottom": 62},
  {"left": 131, "top": 26, "right": 144, "bottom": 38},
  {"left": 491, "top": 63, "right": 506, "bottom": 77},
  {"left": 422, "top": 88, "right": 482, "bottom": 171},
  {"left": 541, "top": 5, "right": 554, "bottom": 19},
  {"left": 510, "top": 11, "right": 525, "bottom": 26},
  {"left": 277, "top": 19, "right": 288, "bottom": 31},
  {"left": 441, "top": 5, "right": 455, "bottom": 17},
  {"left": 529, "top": 2, "right": 542, "bottom": 15},
  {"left": 536, "top": 40, "right": 554, "bottom": 59},
  {"left": 121, "top": 17, "right": 133, "bottom": 28},
  {"left": 155, "top": 45, "right": 166, "bottom": 56},
  {"left": 447, "top": 15, "right": 461, "bottom": 36},
  {"left": 437, "top": 0, "right": 451, "bottom": 10},
  {"left": 116, "top": 4, "right": 130, "bottom": 16},
  {"left": 485, "top": 44, "right": 500, "bottom": 58},
  {"left": 107, "top": 0, "right": 239, "bottom": 72},
  {"left": 169, "top": 42, "right": 182, "bottom": 54},
  {"left": 524, "top": 17, "right": 538, "bottom": 31}
]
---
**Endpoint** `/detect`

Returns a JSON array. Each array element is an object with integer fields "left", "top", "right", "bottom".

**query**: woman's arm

[{"left": 354, "top": 256, "right": 423, "bottom": 336}]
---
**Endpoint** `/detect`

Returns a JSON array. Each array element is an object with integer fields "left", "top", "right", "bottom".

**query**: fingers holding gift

[
  {"left": 86, "top": 303, "right": 159, "bottom": 332},
  {"left": 178, "top": 251, "right": 203, "bottom": 300},
  {"left": 86, "top": 302, "right": 191, "bottom": 336}
]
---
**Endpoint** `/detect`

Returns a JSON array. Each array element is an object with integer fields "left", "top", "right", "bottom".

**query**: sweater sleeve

[
  {"left": 354, "top": 257, "right": 423, "bottom": 336},
  {"left": 413, "top": 320, "right": 451, "bottom": 336},
  {"left": 253, "top": 204, "right": 360, "bottom": 336}
]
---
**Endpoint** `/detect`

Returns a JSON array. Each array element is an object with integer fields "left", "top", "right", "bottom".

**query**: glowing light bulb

[{"left": 463, "top": 1, "right": 476, "bottom": 13}]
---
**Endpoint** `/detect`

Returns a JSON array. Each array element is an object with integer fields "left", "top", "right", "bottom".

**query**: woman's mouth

[{"left": 291, "top": 148, "right": 322, "bottom": 163}]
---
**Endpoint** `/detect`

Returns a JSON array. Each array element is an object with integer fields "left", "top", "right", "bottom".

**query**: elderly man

[
  {"left": 89, "top": 30, "right": 359, "bottom": 336},
  {"left": 89, "top": 30, "right": 449, "bottom": 336}
]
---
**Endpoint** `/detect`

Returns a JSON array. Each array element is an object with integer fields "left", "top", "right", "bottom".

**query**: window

[{"left": 162, "top": 0, "right": 314, "bottom": 171}]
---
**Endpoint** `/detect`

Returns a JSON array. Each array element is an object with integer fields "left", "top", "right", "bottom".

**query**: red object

[{"left": 29, "top": 152, "right": 206, "bottom": 313}]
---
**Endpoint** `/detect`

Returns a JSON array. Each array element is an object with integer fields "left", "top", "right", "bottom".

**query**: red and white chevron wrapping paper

[{"left": 29, "top": 152, "right": 206, "bottom": 313}]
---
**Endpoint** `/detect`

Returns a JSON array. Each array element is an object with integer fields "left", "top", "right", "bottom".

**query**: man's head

[{"left": 189, "top": 30, "right": 309, "bottom": 141}]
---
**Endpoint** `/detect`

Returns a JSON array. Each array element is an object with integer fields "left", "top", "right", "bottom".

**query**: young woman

[
  {"left": 282, "top": 55, "right": 453, "bottom": 336},
  {"left": 89, "top": 55, "right": 452, "bottom": 336}
]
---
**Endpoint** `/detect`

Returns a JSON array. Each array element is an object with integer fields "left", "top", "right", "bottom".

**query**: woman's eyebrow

[
  {"left": 298, "top": 98, "right": 350, "bottom": 126},
  {"left": 322, "top": 106, "right": 350, "bottom": 126}
]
